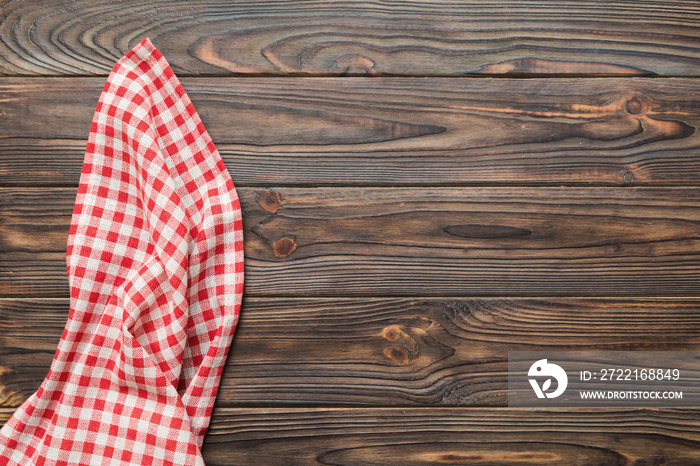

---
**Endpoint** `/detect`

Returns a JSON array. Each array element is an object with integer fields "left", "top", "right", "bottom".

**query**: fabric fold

[{"left": 0, "top": 37, "right": 244, "bottom": 465}]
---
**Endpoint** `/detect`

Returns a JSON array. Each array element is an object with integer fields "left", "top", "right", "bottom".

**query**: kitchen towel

[{"left": 0, "top": 37, "right": 244, "bottom": 465}]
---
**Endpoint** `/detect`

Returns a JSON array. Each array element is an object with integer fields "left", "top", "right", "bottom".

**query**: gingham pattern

[{"left": 0, "top": 37, "right": 244, "bottom": 465}]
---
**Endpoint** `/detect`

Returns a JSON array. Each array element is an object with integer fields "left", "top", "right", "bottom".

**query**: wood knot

[
  {"left": 443, "top": 224, "right": 532, "bottom": 239},
  {"left": 383, "top": 347, "right": 411, "bottom": 365},
  {"left": 258, "top": 189, "right": 283, "bottom": 213},
  {"left": 378, "top": 325, "right": 419, "bottom": 366},
  {"left": 438, "top": 454, "right": 484, "bottom": 462},
  {"left": 383, "top": 327, "right": 400, "bottom": 341},
  {"left": 331, "top": 54, "right": 376, "bottom": 74},
  {"left": 625, "top": 97, "right": 644, "bottom": 114},
  {"left": 273, "top": 236, "right": 297, "bottom": 258},
  {"left": 622, "top": 170, "right": 635, "bottom": 186}
]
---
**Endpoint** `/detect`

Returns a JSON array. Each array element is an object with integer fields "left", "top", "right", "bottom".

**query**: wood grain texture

[
  {"left": 2, "top": 186, "right": 700, "bottom": 297},
  {"left": 2, "top": 1, "right": 700, "bottom": 77},
  {"left": 2, "top": 1, "right": 698, "bottom": 463},
  {"left": 2, "top": 77, "right": 700, "bottom": 186},
  {"left": 1, "top": 297, "right": 698, "bottom": 408},
  {"left": 1, "top": 407, "right": 696, "bottom": 465},
  {"left": 200, "top": 408, "right": 700, "bottom": 465},
  {"left": 0, "top": 406, "right": 698, "bottom": 464}
]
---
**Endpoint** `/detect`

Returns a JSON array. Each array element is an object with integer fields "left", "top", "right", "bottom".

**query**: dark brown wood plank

[
  {"left": 2, "top": 406, "right": 697, "bottom": 465},
  {"left": 2, "top": 297, "right": 698, "bottom": 407},
  {"left": 1, "top": 186, "right": 700, "bottom": 297},
  {"left": 198, "top": 408, "right": 700, "bottom": 465},
  {"left": 2, "top": 407, "right": 699, "bottom": 465},
  {"left": 3, "top": 77, "right": 700, "bottom": 186},
  {"left": 1, "top": 407, "right": 697, "bottom": 465},
  {"left": 2, "top": 1, "right": 700, "bottom": 77}
]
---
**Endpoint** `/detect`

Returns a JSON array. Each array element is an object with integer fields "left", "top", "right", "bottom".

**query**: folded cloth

[{"left": 0, "top": 37, "right": 244, "bottom": 465}]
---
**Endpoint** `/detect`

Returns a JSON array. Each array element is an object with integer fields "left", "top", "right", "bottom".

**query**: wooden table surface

[{"left": 1, "top": 1, "right": 699, "bottom": 464}]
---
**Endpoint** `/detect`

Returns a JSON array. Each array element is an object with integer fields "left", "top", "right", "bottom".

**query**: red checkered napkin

[{"left": 0, "top": 37, "right": 244, "bottom": 465}]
